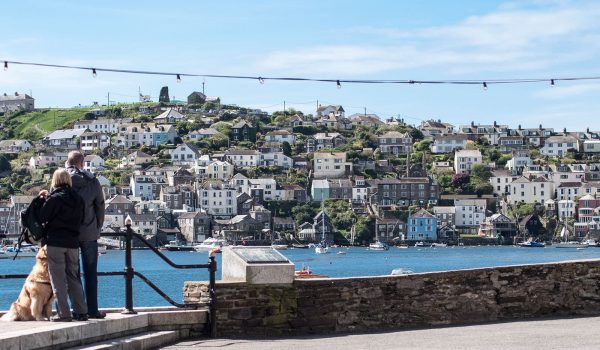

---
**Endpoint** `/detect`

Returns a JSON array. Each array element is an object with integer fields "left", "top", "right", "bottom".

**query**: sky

[{"left": 1, "top": 0, "right": 600, "bottom": 130}]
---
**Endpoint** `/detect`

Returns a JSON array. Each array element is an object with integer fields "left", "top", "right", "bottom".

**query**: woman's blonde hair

[{"left": 51, "top": 168, "right": 72, "bottom": 189}]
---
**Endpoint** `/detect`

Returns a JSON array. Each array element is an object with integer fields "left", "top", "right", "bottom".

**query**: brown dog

[{"left": 1, "top": 246, "right": 54, "bottom": 321}]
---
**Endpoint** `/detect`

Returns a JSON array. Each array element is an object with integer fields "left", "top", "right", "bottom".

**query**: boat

[
  {"left": 336, "top": 251, "right": 347, "bottom": 255},
  {"left": 414, "top": 241, "right": 432, "bottom": 248},
  {"left": 518, "top": 239, "right": 546, "bottom": 248},
  {"left": 2, "top": 244, "right": 39, "bottom": 258},
  {"left": 396, "top": 244, "right": 409, "bottom": 249},
  {"left": 164, "top": 240, "right": 195, "bottom": 252},
  {"left": 194, "top": 238, "right": 229, "bottom": 252},
  {"left": 369, "top": 241, "right": 389, "bottom": 251},
  {"left": 585, "top": 239, "right": 599, "bottom": 247},
  {"left": 315, "top": 206, "right": 330, "bottom": 254},
  {"left": 555, "top": 225, "right": 587, "bottom": 249},
  {"left": 271, "top": 244, "right": 288, "bottom": 250},
  {"left": 431, "top": 243, "right": 447, "bottom": 247},
  {"left": 295, "top": 266, "right": 313, "bottom": 277},
  {"left": 98, "top": 245, "right": 107, "bottom": 254},
  {"left": 0, "top": 249, "right": 8, "bottom": 259},
  {"left": 291, "top": 243, "right": 309, "bottom": 249},
  {"left": 554, "top": 241, "right": 588, "bottom": 249},
  {"left": 391, "top": 268, "right": 414, "bottom": 275}
]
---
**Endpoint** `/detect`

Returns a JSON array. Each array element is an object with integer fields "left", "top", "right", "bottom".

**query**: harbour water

[{"left": 2, "top": 245, "right": 600, "bottom": 311}]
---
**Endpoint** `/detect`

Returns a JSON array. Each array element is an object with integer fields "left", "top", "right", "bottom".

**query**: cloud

[{"left": 256, "top": 1, "right": 600, "bottom": 77}]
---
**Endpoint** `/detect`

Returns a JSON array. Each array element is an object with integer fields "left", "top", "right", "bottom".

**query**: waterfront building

[
  {"left": 406, "top": 209, "right": 437, "bottom": 241},
  {"left": 507, "top": 176, "right": 553, "bottom": 205},
  {"left": 454, "top": 199, "right": 486, "bottom": 234}
]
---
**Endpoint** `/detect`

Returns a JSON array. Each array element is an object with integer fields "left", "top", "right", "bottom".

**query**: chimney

[
  {"left": 518, "top": 124, "right": 522, "bottom": 130},
  {"left": 587, "top": 127, "right": 590, "bottom": 133},
  {"left": 471, "top": 121, "right": 475, "bottom": 127},
  {"left": 494, "top": 121, "right": 497, "bottom": 127},
  {"left": 14, "top": 92, "right": 18, "bottom": 96},
  {"left": 539, "top": 124, "right": 542, "bottom": 130},
  {"left": 563, "top": 128, "right": 567, "bottom": 134}
]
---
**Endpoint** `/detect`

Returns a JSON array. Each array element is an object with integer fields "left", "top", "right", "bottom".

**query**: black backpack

[{"left": 19, "top": 195, "right": 46, "bottom": 245}]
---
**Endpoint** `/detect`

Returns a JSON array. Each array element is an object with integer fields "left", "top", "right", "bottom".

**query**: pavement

[{"left": 164, "top": 315, "right": 600, "bottom": 350}]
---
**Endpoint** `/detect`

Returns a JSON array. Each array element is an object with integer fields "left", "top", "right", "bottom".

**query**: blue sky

[{"left": 2, "top": 0, "right": 600, "bottom": 130}]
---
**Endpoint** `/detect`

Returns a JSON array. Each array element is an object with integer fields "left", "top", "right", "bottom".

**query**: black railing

[{"left": 0, "top": 224, "right": 217, "bottom": 337}]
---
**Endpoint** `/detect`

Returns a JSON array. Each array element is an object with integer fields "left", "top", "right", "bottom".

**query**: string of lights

[{"left": 3, "top": 59, "right": 600, "bottom": 89}]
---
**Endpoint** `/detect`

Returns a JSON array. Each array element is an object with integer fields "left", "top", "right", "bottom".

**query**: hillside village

[{"left": 1, "top": 89, "right": 599, "bottom": 247}]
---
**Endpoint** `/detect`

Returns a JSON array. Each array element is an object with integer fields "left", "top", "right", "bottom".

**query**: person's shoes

[
  {"left": 74, "top": 313, "right": 88, "bottom": 321},
  {"left": 50, "top": 315, "right": 72, "bottom": 322},
  {"left": 88, "top": 311, "right": 106, "bottom": 319}
]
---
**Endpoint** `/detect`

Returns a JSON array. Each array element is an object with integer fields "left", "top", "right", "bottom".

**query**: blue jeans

[{"left": 80, "top": 240, "right": 99, "bottom": 315}]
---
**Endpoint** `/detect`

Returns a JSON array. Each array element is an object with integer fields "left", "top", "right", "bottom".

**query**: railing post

[
  {"left": 122, "top": 223, "right": 137, "bottom": 314},
  {"left": 209, "top": 255, "right": 217, "bottom": 338}
]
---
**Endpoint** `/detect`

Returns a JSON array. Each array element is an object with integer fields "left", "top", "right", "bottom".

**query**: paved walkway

[{"left": 165, "top": 316, "right": 600, "bottom": 350}]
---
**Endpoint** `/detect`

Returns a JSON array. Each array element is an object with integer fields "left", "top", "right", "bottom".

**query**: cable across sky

[{"left": 3, "top": 59, "right": 600, "bottom": 89}]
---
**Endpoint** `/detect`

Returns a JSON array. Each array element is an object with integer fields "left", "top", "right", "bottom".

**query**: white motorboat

[
  {"left": 431, "top": 243, "right": 447, "bottom": 247},
  {"left": 554, "top": 241, "right": 588, "bottom": 249},
  {"left": 585, "top": 239, "right": 599, "bottom": 247},
  {"left": 315, "top": 244, "right": 329, "bottom": 254},
  {"left": 271, "top": 244, "right": 288, "bottom": 250},
  {"left": 2, "top": 244, "right": 39, "bottom": 258},
  {"left": 414, "top": 241, "right": 432, "bottom": 248},
  {"left": 369, "top": 241, "right": 389, "bottom": 251},
  {"left": 194, "top": 238, "right": 229, "bottom": 252}
]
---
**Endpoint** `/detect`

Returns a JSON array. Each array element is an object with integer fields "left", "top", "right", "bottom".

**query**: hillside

[{"left": 9, "top": 108, "right": 91, "bottom": 140}]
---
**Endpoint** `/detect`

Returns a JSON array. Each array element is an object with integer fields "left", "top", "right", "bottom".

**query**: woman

[{"left": 39, "top": 168, "right": 88, "bottom": 322}]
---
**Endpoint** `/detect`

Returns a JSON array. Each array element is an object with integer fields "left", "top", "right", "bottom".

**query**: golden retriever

[{"left": 1, "top": 246, "right": 54, "bottom": 321}]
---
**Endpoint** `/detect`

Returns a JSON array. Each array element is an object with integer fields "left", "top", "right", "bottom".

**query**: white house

[
  {"left": 29, "top": 151, "right": 68, "bottom": 169},
  {"left": 205, "top": 160, "right": 233, "bottom": 180},
  {"left": 265, "top": 130, "right": 296, "bottom": 144},
  {"left": 169, "top": 143, "right": 201, "bottom": 166},
  {"left": 115, "top": 123, "right": 177, "bottom": 148},
  {"left": 188, "top": 128, "right": 219, "bottom": 141},
  {"left": 42, "top": 129, "right": 87, "bottom": 149},
  {"left": 225, "top": 150, "right": 259, "bottom": 167},
  {"left": 377, "top": 131, "right": 412, "bottom": 155},
  {"left": 549, "top": 164, "right": 585, "bottom": 188},
  {"left": 352, "top": 176, "right": 370, "bottom": 202},
  {"left": 454, "top": 149, "right": 482, "bottom": 174},
  {"left": 130, "top": 175, "right": 158, "bottom": 200},
  {"left": 125, "top": 213, "right": 158, "bottom": 236},
  {"left": 74, "top": 118, "right": 122, "bottom": 134},
  {"left": 259, "top": 150, "right": 293, "bottom": 169},
  {"left": 489, "top": 170, "right": 520, "bottom": 196},
  {"left": 430, "top": 134, "right": 468, "bottom": 154},
  {"left": 505, "top": 150, "right": 532, "bottom": 173},
  {"left": 198, "top": 181, "right": 237, "bottom": 218},
  {"left": 313, "top": 152, "right": 352, "bottom": 179},
  {"left": 507, "top": 176, "right": 553, "bottom": 205},
  {"left": 583, "top": 140, "right": 600, "bottom": 154},
  {"left": 540, "top": 135, "right": 580, "bottom": 157},
  {"left": 454, "top": 199, "right": 486, "bottom": 232},
  {"left": 154, "top": 108, "right": 186, "bottom": 123},
  {"left": 120, "top": 150, "right": 153, "bottom": 168},
  {"left": 556, "top": 182, "right": 582, "bottom": 201},
  {"left": 557, "top": 199, "right": 575, "bottom": 219},
  {"left": 0, "top": 139, "right": 32, "bottom": 153},
  {"left": 83, "top": 155, "right": 105, "bottom": 172},
  {"left": 80, "top": 131, "right": 111, "bottom": 151}
]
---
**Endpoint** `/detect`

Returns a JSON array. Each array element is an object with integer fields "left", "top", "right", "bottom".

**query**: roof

[
  {"left": 44, "top": 128, "right": 87, "bottom": 140},
  {"left": 225, "top": 149, "right": 258, "bottom": 156},
  {"left": 433, "top": 206, "right": 455, "bottom": 214},
  {"left": 410, "top": 208, "right": 435, "bottom": 219},
  {"left": 314, "top": 152, "right": 346, "bottom": 159},
  {"left": 379, "top": 131, "right": 410, "bottom": 138},
  {"left": 154, "top": 108, "right": 185, "bottom": 121},
  {"left": 557, "top": 182, "right": 582, "bottom": 188},
  {"left": 128, "top": 214, "right": 157, "bottom": 221},
  {"left": 106, "top": 195, "right": 132, "bottom": 204},
  {"left": 434, "top": 134, "right": 469, "bottom": 141},
  {"left": 0, "top": 93, "right": 33, "bottom": 101},
  {"left": 232, "top": 120, "right": 253, "bottom": 128},
  {"left": 545, "top": 135, "right": 579, "bottom": 143},
  {"left": 455, "top": 149, "right": 482, "bottom": 157}
]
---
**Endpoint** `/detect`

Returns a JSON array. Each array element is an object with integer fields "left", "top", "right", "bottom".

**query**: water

[{"left": 2, "top": 246, "right": 600, "bottom": 311}]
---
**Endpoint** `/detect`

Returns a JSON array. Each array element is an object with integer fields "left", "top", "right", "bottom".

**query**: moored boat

[
  {"left": 2, "top": 244, "right": 39, "bottom": 258},
  {"left": 431, "top": 243, "right": 447, "bottom": 247},
  {"left": 194, "top": 238, "right": 228, "bottom": 252},
  {"left": 164, "top": 240, "right": 195, "bottom": 251},
  {"left": 369, "top": 241, "right": 389, "bottom": 251},
  {"left": 554, "top": 241, "right": 588, "bottom": 249},
  {"left": 291, "top": 243, "right": 309, "bottom": 249},
  {"left": 518, "top": 240, "right": 546, "bottom": 248},
  {"left": 271, "top": 244, "right": 288, "bottom": 250},
  {"left": 414, "top": 241, "right": 432, "bottom": 248}
]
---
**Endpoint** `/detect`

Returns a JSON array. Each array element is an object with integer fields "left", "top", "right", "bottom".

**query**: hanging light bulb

[
  {"left": 550, "top": 79, "right": 555, "bottom": 87},
  {"left": 3, "top": 61, "right": 7, "bottom": 71},
  {"left": 258, "top": 77, "right": 264, "bottom": 84},
  {"left": 483, "top": 82, "right": 488, "bottom": 91},
  {"left": 92, "top": 68, "right": 97, "bottom": 78},
  {"left": 336, "top": 80, "right": 341, "bottom": 89},
  {"left": 176, "top": 74, "right": 181, "bottom": 83}
]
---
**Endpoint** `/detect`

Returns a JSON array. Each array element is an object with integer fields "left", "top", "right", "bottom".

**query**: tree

[
  {"left": 281, "top": 141, "right": 292, "bottom": 157},
  {"left": 210, "top": 121, "right": 232, "bottom": 135},
  {"left": 0, "top": 155, "right": 11, "bottom": 172},
  {"left": 471, "top": 164, "right": 492, "bottom": 182},
  {"left": 451, "top": 173, "right": 470, "bottom": 188}
]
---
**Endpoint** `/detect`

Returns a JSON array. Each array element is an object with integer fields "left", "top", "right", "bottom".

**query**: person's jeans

[{"left": 80, "top": 240, "right": 99, "bottom": 315}]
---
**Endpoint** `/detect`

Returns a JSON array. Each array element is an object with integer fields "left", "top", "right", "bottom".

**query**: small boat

[
  {"left": 292, "top": 243, "right": 309, "bottom": 249},
  {"left": 315, "top": 244, "right": 329, "bottom": 254},
  {"left": 585, "top": 239, "right": 599, "bottom": 247},
  {"left": 431, "top": 243, "right": 447, "bottom": 247},
  {"left": 396, "top": 244, "right": 409, "bottom": 249},
  {"left": 414, "top": 241, "right": 432, "bottom": 248},
  {"left": 369, "top": 241, "right": 389, "bottom": 251},
  {"left": 164, "top": 240, "right": 195, "bottom": 252},
  {"left": 336, "top": 251, "right": 347, "bottom": 255},
  {"left": 295, "top": 266, "right": 313, "bottom": 277},
  {"left": 271, "top": 244, "right": 288, "bottom": 250},
  {"left": 391, "top": 268, "right": 414, "bottom": 275},
  {"left": 98, "top": 245, "right": 107, "bottom": 254},
  {"left": 518, "top": 239, "right": 546, "bottom": 248},
  {"left": 194, "top": 238, "right": 229, "bottom": 252},
  {"left": 3, "top": 244, "right": 39, "bottom": 258},
  {"left": 554, "top": 241, "right": 588, "bottom": 249}
]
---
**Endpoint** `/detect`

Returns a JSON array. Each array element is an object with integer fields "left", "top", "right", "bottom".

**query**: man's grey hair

[{"left": 66, "top": 151, "right": 85, "bottom": 167}]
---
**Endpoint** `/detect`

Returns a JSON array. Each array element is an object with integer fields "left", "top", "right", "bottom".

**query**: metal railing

[{"left": 0, "top": 224, "right": 218, "bottom": 337}]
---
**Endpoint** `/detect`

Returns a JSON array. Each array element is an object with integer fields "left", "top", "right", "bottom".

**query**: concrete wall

[{"left": 184, "top": 260, "right": 600, "bottom": 337}]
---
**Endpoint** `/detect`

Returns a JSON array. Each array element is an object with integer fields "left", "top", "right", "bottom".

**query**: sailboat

[
  {"left": 315, "top": 208, "right": 329, "bottom": 254},
  {"left": 554, "top": 223, "right": 587, "bottom": 249},
  {"left": 369, "top": 224, "right": 389, "bottom": 251}
]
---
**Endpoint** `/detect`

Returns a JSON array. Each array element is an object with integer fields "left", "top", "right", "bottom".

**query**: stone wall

[{"left": 184, "top": 260, "right": 600, "bottom": 337}]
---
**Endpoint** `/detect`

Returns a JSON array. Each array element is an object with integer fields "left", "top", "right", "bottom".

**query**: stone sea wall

[{"left": 184, "top": 260, "right": 600, "bottom": 337}]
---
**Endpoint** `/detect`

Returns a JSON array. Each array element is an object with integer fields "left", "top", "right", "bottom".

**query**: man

[{"left": 66, "top": 151, "right": 106, "bottom": 319}]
